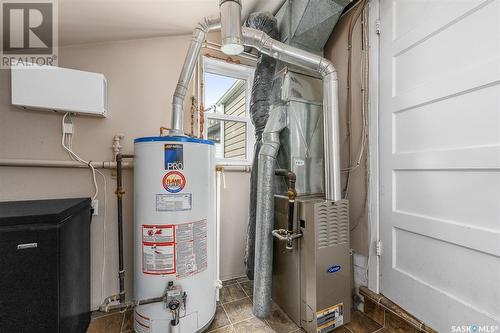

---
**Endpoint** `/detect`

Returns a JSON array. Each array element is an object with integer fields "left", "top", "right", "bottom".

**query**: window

[{"left": 203, "top": 57, "right": 255, "bottom": 165}]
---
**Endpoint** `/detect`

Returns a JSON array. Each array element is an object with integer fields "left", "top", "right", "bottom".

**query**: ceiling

[{"left": 58, "top": 0, "right": 286, "bottom": 46}]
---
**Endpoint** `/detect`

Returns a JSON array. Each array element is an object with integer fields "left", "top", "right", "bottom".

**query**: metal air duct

[
  {"left": 242, "top": 27, "right": 341, "bottom": 317},
  {"left": 219, "top": 0, "right": 244, "bottom": 55},
  {"left": 170, "top": 16, "right": 221, "bottom": 136}
]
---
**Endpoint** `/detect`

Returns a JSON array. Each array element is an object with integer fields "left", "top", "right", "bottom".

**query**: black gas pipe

[{"left": 115, "top": 153, "right": 134, "bottom": 303}]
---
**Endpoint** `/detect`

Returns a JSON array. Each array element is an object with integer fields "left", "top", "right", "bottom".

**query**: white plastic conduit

[{"left": 0, "top": 159, "right": 133, "bottom": 169}]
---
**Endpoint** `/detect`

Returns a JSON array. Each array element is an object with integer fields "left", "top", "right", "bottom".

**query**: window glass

[
  {"left": 204, "top": 73, "right": 245, "bottom": 116},
  {"left": 203, "top": 58, "right": 254, "bottom": 165}
]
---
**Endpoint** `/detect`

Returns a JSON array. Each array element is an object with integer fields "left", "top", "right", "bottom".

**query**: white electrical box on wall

[{"left": 11, "top": 63, "right": 107, "bottom": 117}]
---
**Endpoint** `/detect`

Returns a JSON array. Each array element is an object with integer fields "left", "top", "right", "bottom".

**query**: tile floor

[
  {"left": 86, "top": 277, "right": 391, "bottom": 333},
  {"left": 206, "top": 276, "right": 301, "bottom": 333},
  {"left": 206, "top": 276, "right": 385, "bottom": 333},
  {"left": 87, "top": 308, "right": 134, "bottom": 333}
]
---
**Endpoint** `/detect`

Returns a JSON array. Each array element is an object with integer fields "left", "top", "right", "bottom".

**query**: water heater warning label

[
  {"left": 156, "top": 193, "right": 192, "bottom": 211},
  {"left": 142, "top": 225, "right": 175, "bottom": 275},
  {"left": 141, "top": 221, "right": 207, "bottom": 277},
  {"left": 142, "top": 225, "right": 174, "bottom": 243},
  {"left": 175, "top": 219, "right": 208, "bottom": 279}
]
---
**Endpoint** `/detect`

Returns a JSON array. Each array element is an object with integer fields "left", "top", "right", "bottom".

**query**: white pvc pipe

[
  {"left": 0, "top": 159, "right": 133, "bottom": 169},
  {"left": 0, "top": 159, "right": 250, "bottom": 173},
  {"left": 170, "top": 324, "right": 181, "bottom": 333},
  {"left": 216, "top": 170, "right": 222, "bottom": 301},
  {"left": 216, "top": 165, "right": 251, "bottom": 173}
]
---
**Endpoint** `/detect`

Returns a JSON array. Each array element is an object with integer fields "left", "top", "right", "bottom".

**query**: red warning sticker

[
  {"left": 141, "top": 221, "right": 207, "bottom": 277},
  {"left": 142, "top": 225, "right": 175, "bottom": 275}
]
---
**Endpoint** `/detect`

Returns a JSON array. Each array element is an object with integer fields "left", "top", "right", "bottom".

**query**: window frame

[{"left": 202, "top": 56, "right": 255, "bottom": 166}]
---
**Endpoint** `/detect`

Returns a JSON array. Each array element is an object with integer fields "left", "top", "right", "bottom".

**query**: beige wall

[
  {"left": 325, "top": 4, "right": 369, "bottom": 256},
  {"left": 0, "top": 35, "right": 251, "bottom": 309},
  {"left": 0, "top": 35, "right": 191, "bottom": 310},
  {"left": 219, "top": 172, "right": 251, "bottom": 281}
]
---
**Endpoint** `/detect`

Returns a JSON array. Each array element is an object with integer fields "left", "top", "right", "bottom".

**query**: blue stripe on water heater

[{"left": 134, "top": 136, "right": 214, "bottom": 145}]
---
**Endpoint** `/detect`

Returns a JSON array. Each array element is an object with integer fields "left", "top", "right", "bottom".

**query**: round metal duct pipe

[{"left": 219, "top": 0, "right": 244, "bottom": 55}]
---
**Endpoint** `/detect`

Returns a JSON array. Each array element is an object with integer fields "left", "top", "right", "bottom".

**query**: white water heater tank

[{"left": 133, "top": 136, "right": 217, "bottom": 333}]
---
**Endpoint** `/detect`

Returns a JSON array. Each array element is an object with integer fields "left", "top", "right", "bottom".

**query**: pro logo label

[
  {"left": 162, "top": 171, "right": 186, "bottom": 193},
  {"left": 164, "top": 144, "right": 183, "bottom": 170}
]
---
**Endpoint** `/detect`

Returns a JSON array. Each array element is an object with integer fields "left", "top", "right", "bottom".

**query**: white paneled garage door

[{"left": 378, "top": 0, "right": 500, "bottom": 331}]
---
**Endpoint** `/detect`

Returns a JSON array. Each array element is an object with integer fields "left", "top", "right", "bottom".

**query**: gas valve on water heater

[{"left": 165, "top": 281, "right": 187, "bottom": 329}]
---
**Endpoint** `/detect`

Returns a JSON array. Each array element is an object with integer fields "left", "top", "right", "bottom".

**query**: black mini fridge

[{"left": 0, "top": 198, "right": 92, "bottom": 333}]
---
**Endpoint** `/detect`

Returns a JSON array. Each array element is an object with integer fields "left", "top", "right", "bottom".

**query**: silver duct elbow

[
  {"left": 242, "top": 27, "right": 341, "bottom": 200},
  {"left": 170, "top": 16, "right": 221, "bottom": 136},
  {"left": 198, "top": 15, "right": 222, "bottom": 32}
]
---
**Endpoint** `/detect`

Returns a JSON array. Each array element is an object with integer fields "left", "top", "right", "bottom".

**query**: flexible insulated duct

[
  {"left": 244, "top": 12, "right": 279, "bottom": 281},
  {"left": 252, "top": 106, "right": 287, "bottom": 317},
  {"left": 242, "top": 27, "right": 341, "bottom": 318}
]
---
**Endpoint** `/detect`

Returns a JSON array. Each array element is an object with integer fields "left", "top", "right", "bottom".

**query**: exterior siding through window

[{"left": 218, "top": 80, "right": 246, "bottom": 159}]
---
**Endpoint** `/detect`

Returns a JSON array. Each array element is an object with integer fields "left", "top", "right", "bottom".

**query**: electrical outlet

[{"left": 92, "top": 200, "right": 98, "bottom": 215}]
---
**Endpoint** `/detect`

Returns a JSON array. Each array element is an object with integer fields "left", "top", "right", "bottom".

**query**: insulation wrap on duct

[
  {"left": 244, "top": 12, "right": 279, "bottom": 280},
  {"left": 253, "top": 107, "right": 287, "bottom": 317}
]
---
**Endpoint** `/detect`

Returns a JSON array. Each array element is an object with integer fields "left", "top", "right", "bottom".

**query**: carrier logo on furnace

[{"left": 163, "top": 171, "right": 186, "bottom": 193}]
